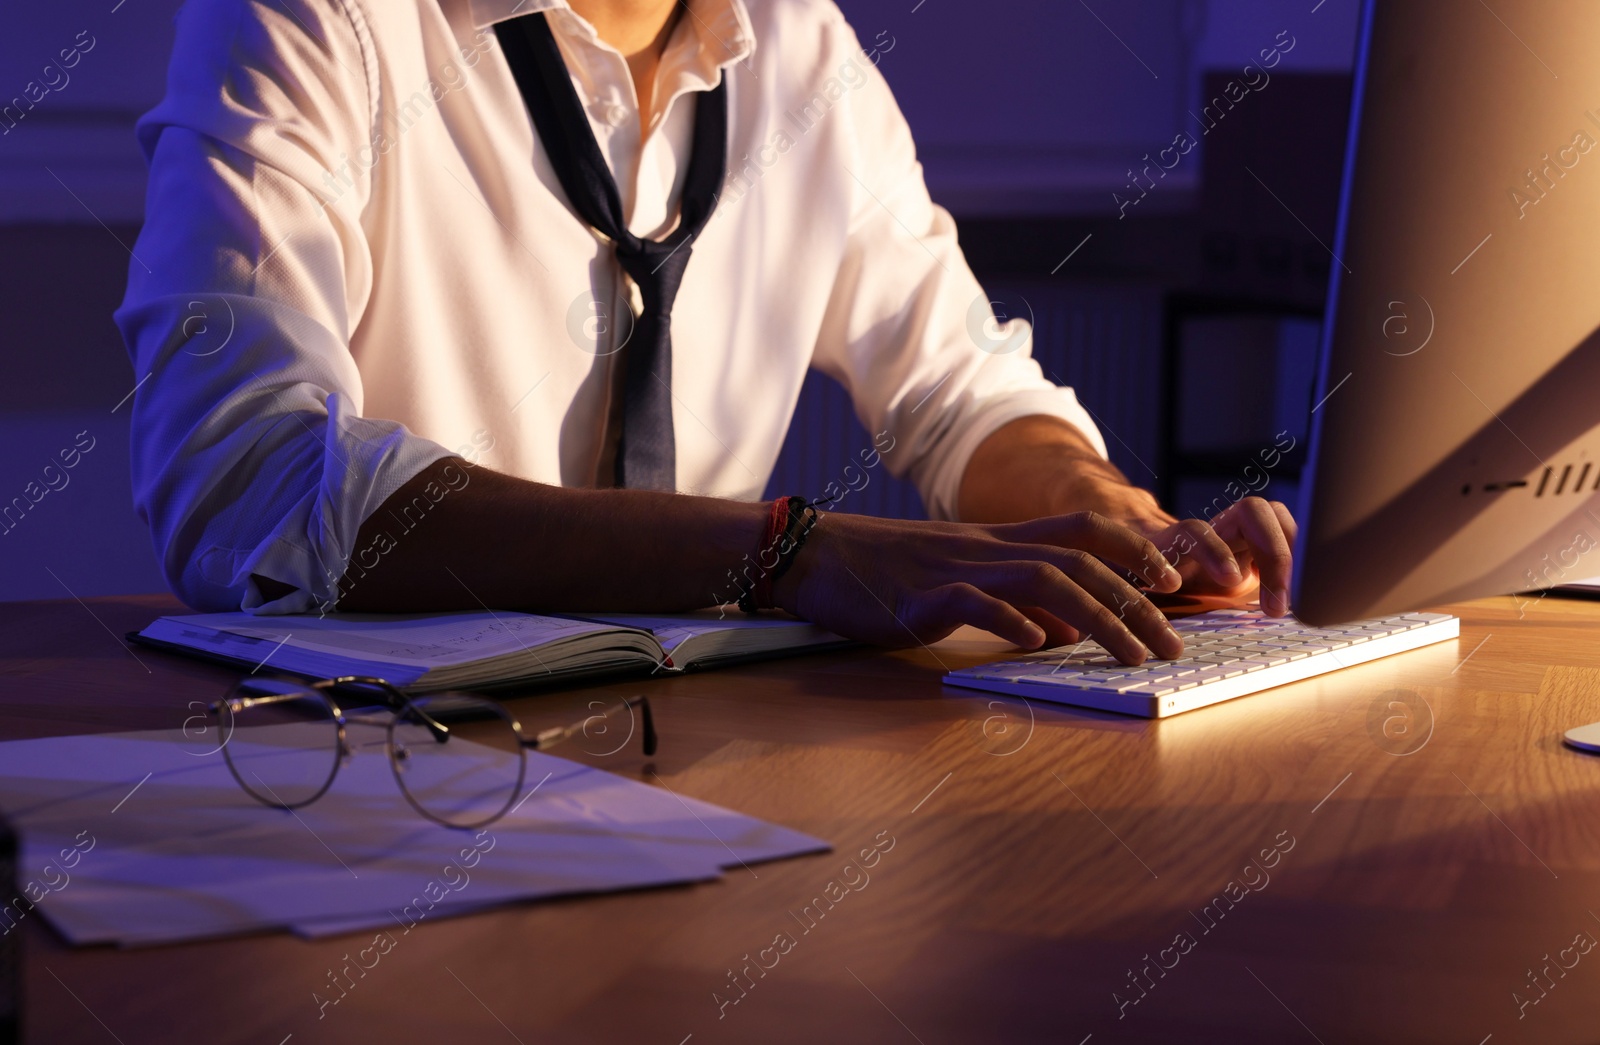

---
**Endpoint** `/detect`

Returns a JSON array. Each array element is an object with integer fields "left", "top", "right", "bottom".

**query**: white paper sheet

[{"left": 0, "top": 727, "right": 826, "bottom": 946}]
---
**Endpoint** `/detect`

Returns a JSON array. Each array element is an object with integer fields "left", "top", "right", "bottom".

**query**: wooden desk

[{"left": 4, "top": 593, "right": 1600, "bottom": 1044}]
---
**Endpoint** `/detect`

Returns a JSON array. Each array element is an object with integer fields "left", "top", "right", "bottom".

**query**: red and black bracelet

[{"left": 739, "top": 496, "right": 823, "bottom": 613}]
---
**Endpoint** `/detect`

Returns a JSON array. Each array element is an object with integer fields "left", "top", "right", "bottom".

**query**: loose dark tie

[{"left": 496, "top": 13, "right": 728, "bottom": 491}]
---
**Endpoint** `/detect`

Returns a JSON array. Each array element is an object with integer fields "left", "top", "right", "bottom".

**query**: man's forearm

[
  {"left": 270, "top": 418, "right": 1161, "bottom": 614},
  {"left": 957, "top": 415, "right": 1168, "bottom": 525},
  {"left": 245, "top": 438, "right": 1219, "bottom": 662},
  {"left": 315, "top": 459, "right": 769, "bottom": 613}
]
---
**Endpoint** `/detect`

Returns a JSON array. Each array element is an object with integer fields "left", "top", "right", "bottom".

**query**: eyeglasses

[{"left": 209, "top": 676, "right": 657, "bottom": 829}]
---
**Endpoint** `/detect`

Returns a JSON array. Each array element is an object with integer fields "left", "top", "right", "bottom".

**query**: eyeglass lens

[
  {"left": 218, "top": 685, "right": 341, "bottom": 809},
  {"left": 389, "top": 695, "right": 526, "bottom": 829}
]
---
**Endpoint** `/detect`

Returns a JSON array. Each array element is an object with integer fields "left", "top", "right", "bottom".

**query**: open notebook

[{"left": 129, "top": 608, "right": 846, "bottom": 691}]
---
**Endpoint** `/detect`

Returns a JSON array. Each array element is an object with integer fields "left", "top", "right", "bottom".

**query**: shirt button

[{"left": 604, "top": 103, "right": 628, "bottom": 127}]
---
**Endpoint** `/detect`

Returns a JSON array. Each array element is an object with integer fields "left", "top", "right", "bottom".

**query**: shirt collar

[{"left": 468, "top": 0, "right": 756, "bottom": 72}]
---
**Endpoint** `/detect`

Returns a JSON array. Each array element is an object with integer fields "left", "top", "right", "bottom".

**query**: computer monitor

[{"left": 1293, "top": 0, "right": 1600, "bottom": 625}]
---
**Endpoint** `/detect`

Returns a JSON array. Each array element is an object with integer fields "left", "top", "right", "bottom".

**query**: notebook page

[{"left": 141, "top": 611, "right": 625, "bottom": 672}]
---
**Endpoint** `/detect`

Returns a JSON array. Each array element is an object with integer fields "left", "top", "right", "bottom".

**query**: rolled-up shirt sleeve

[
  {"left": 115, "top": 0, "right": 454, "bottom": 613},
  {"left": 807, "top": 16, "right": 1108, "bottom": 523}
]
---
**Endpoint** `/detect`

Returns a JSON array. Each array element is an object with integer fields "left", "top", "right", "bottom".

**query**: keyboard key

[
  {"left": 1123, "top": 683, "right": 1180, "bottom": 697},
  {"left": 1121, "top": 677, "right": 1200, "bottom": 693},
  {"left": 974, "top": 664, "right": 1079, "bottom": 681},
  {"left": 1020, "top": 676, "right": 1149, "bottom": 692}
]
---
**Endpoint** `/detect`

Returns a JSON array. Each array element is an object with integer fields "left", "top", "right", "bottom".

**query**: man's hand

[
  {"left": 958, "top": 416, "right": 1301, "bottom": 618},
  {"left": 1105, "top": 487, "right": 1299, "bottom": 617},
  {"left": 771, "top": 511, "right": 1186, "bottom": 664}
]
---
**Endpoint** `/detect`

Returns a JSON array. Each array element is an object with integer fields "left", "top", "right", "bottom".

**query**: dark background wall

[{"left": 0, "top": 0, "right": 1361, "bottom": 602}]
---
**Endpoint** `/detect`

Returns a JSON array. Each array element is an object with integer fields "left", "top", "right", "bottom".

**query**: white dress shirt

[{"left": 115, "top": 0, "right": 1108, "bottom": 613}]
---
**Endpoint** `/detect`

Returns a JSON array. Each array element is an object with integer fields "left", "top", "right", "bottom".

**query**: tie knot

[{"left": 616, "top": 239, "right": 693, "bottom": 307}]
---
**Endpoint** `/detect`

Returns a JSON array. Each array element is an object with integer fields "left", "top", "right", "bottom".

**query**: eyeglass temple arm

[
  {"left": 211, "top": 691, "right": 303, "bottom": 714},
  {"left": 403, "top": 703, "right": 451, "bottom": 744},
  {"left": 526, "top": 696, "right": 657, "bottom": 756}
]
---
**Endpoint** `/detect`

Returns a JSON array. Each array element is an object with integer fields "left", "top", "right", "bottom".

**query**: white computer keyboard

[{"left": 944, "top": 608, "right": 1460, "bottom": 718}]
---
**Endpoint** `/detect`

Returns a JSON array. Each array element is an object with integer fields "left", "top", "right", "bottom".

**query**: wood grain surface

[{"left": 3, "top": 592, "right": 1600, "bottom": 1044}]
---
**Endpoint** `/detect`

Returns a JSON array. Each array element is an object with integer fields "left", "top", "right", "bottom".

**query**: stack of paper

[{"left": 0, "top": 726, "right": 826, "bottom": 946}]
